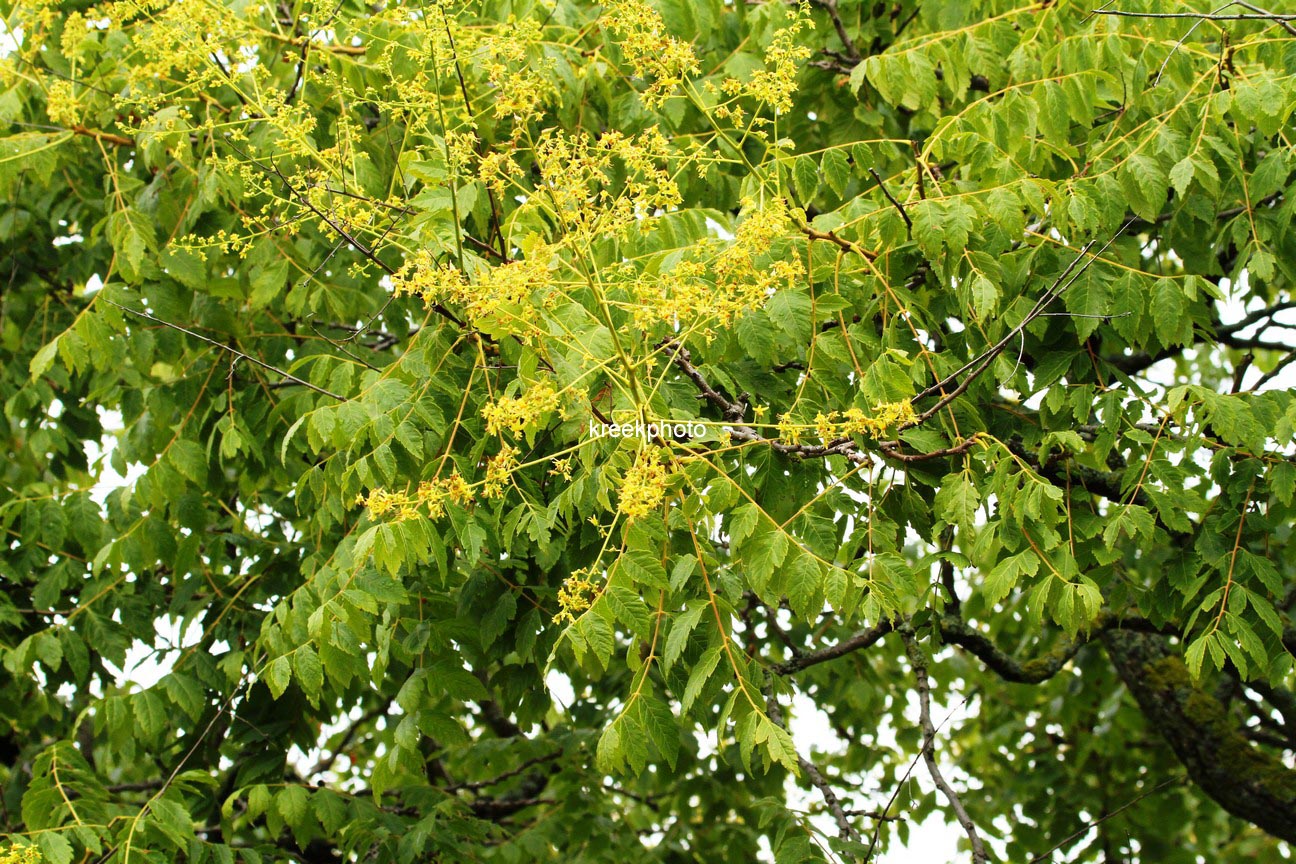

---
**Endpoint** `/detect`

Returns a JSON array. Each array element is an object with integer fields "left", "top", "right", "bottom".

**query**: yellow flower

[
  {"left": 721, "top": 3, "right": 812, "bottom": 114},
  {"left": 483, "top": 379, "right": 562, "bottom": 438},
  {"left": 357, "top": 470, "right": 475, "bottom": 523},
  {"left": 807, "top": 400, "right": 918, "bottom": 442},
  {"left": 482, "top": 444, "right": 520, "bottom": 498},
  {"left": 618, "top": 448, "right": 671, "bottom": 520},
  {"left": 603, "top": 0, "right": 699, "bottom": 108},
  {"left": 553, "top": 568, "right": 598, "bottom": 624},
  {"left": 0, "top": 844, "right": 44, "bottom": 864}
]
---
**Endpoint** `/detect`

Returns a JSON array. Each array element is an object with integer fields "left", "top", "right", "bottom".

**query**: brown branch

[
  {"left": 763, "top": 676, "right": 863, "bottom": 844},
  {"left": 661, "top": 339, "right": 978, "bottom": 466},
  {"left": 1104, "top": 628, "right": 1296, "bottom": 843},
  {"left": 808, "top": 0, "right": 860, "bottom": 61},
  {"left": 801, "top": 224, "right": 878, "bottom": 260},
  {"left": 1025, "top": 775, "right": 1184, "bottom": 864},
  {"left": 224, "top": 141, "right": 465, "bottom": 328},
  {"left": 774, "top": 619, "right": 895, "bottom": 674},
  {"left": 902, "top": 628, "right": 988, "bottom": 864},
  {"left": 71, "top": 125, "right": 134, "bottom": 147},
  {"left": 868, "top": 167, "right": 911, "bottom": 233},
  {"left": 446, "top": 751, "right": 563, "bottom": 793},
  {"left": 908, "top": 221, "right": 1135, "bottom": 426},
  {"left": 778, "top": 607, "right": 1172, "bottom": 682},
  {"left": 1093, "top": 6, "right": 1296, "bottom": 36}
]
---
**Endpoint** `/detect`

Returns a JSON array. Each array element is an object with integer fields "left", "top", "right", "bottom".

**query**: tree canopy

[{"left": 2, "top": 0, "right": 1296, "bottom": 861}]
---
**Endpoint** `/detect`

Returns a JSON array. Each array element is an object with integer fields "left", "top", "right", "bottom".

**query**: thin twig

[
  {"left": 868, "top": 167, "right": 911, "bottom": 234},
  {"left": 1092, "top": 8, "right": 1296, "bottom": 23},
  {"left": 763, "top": 676, "right": 863, "bottom": 844},
  {"left": 908, "top": 219, "right": 1135, "bottom": 427},
  {"left": 1025, "top": 776, "right": 1184, "bottom": 863},
  {"left": 902, "top": 629, "right": 988, "bottom": 864},
  {"left": 106, "top": 299, "right": 345, "bottom": 401},
  {"left": 808, "top": 0, "right": 860, "bottom": 61}
]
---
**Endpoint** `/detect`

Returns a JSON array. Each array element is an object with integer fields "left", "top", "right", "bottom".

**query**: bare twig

[
  {"left": 763, "top": 676, "right": 863, "bottom": 844},
  {"left": 1025, "top": 776, "right": 1183, "bottom": 863},
  {"left": 446, "top": 751, "right": 563, "bottom": 793},
  {"left": 105, "top": 299, "right": 345, "bottom": 401},
  {"left": 774, "top": 619, "right": 895, "bottom": 674},
  {"left": 1250, "top": 350, "right": 1296, "bottom": 391},
  {"left": 801, "top": 224, "right": 878, "bottom": 260},
  {"left": 661, "top": 339, "right": 976, "bottom": 466},
  {"left": 1092, "top": 7, "right": 1296, "bottom": 24},
  {"left": 808, "top": 0, "right": 860, "bottom": 61},
  {"left": 223, "top": 140, "right": 465, "bottom": 328},
  {"left": 902, "top": 629, "right": 988, "bottom": 864},
  {"left": 868, "top": 167, "right": 912, "bottom": 234},
  {"left": 908, "top": 219, "right": 1135, "bottom": 427}
]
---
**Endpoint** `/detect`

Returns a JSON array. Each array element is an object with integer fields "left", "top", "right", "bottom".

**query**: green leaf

[
  {"left": 265, "top": 655, "right": 292, "bottom": 699},
  {"left": 983, "top": 550, "right": 1038, "bottom": 606},
  {"left": 1152, "top": 280, "right": 1191, "bottom": 347},
  {"left": 619, "top": 550, "right": 669, "bottom": 589},
  {"left": 743, "top": 526, "right": 789, "bottom": 596},
  {"left": 37, "top": 832, "right": 74, "bottom": 864},
  {"left": 107, "top": 208, "right": 157, "bottom": 283},
  {"left": 640, "top": 694, "right": 680, "bottom": 769},
  {"left": 934, "top": 472, "right": 980, "bottom": 534},
  {"left": 276, "top": 784, "right": 310, "bottom": 828},
  {"left": 791, "top": 153, "right": 819, "bottom": 203},
  {"left": 822, "top": 149, "right": 851, "bottom": 197},
  {"left": 605, "top": 584, "right": 653, "bottom": 637},
  {"left": 682, "top": 643, "right": 722, "bottom": 713},
  {"left": 783, "top": 552, "right": 823, "bottom": 620},
  {"left": 29, "top": 338, "right": 59, "bottom": 380},
  {"left": 293, "top": 646, "right": 324, "bottom": 703},
  {"left": 664, "top": 602, "right": 705, "bottom": 669}
]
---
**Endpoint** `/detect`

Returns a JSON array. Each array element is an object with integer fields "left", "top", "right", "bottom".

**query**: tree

[{"left": 1, "top": 0, "right": 1295, "bottom": 860}]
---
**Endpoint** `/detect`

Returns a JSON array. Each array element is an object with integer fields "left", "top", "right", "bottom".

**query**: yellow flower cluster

[
  {"left": 99, "top": 0, "right": 243, "bottom": 114},
  {"left": 553, "top": 568, "right": 598, "bottom": 624},
  {"left": 417, "top": 472, "right": 474, "bottom": 518},
  {"left": 619, "top": 448, "right": 671, "bottom": 520},
  {"left": 533, "top": 128, "right": 681, "bottom": 241},
  {"left": 356, "top": 471, "right": 473, "bottom": 522},
  {"left": 45, "top": 79, "right": 80, "bottom": 127},
  {"left": 391, "top": 251, "right": 548, "bottom": 330},
  {"left": 478, "top": 150, "right": 521, "bottom": 196},
  {"left": 482, "top": 444, "right": 520, "bottom": 498},
  {"left": 720, "top": 4, "right": 812, "bottom": 114},
  {"left": 629, "top": 198, "right": 801, "bottom": 334},
  {"left": 604, "top": 0, "right": 699, "bottom": 108},
  {"left": 482, "top": 379, "right": 563, "bottom": 438},
  {"left": 479, "top": 17, "right": 555, "bottom": 122},
  {"left": 0, "top": 846, "right": 42, "bottom": 864},
  {"left": 812, "top": 400, "right": 918, "bottom": 442}
]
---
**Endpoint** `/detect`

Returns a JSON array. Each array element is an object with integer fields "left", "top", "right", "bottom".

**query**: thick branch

[
  {"left": 774, "top": 619, "right": 895, "bottom": 674},
  {"left": 1104, "top": 629, "right": 1296, "bottom": 843}
]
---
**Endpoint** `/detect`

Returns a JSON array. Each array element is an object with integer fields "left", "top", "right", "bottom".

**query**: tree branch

[
  {"left": 763, "top": 676, "right": 863, "bottom": 844},
  {"left": 902, "top": 628, "right": 988, "bottom": 864},
  {"left": 1104, "top": 628, "right": 1296, "bottom": 843},
  {"left": 106, "top": 300, "right": 345, "bottom": 401}
]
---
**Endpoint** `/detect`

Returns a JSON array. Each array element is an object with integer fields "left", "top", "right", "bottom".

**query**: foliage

[{"left": 1, "top": 0, "right": 1296, "bottom": 861}]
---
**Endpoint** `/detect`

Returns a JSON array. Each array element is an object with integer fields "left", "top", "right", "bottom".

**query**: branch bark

[
  {"left": 902, "top": 628, "right": 988, "bottom": 864},
  {"left": 1103, "top": 628, "right": 1296, "bottom": 843}
]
